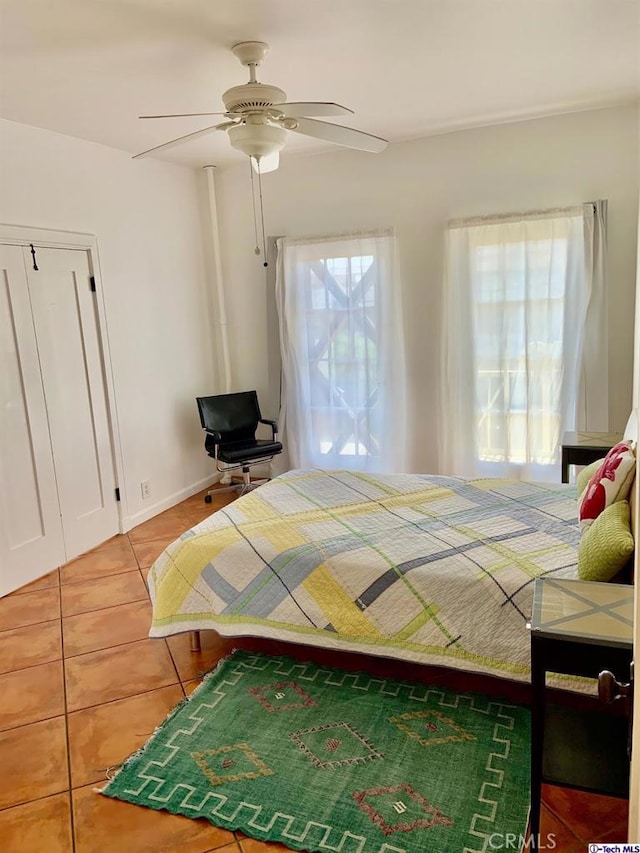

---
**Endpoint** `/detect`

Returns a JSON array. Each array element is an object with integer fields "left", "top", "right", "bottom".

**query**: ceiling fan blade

[
  {"left": 286, "top": 117, "right": 388, "bottom": 153},
  {"left": 276, "top": 102, "right": 354, "bottom": 118},
  {"left": 251, "top": 151, "right": 280, "bottom": 174},
  {"left": 139, "top": 112, "right": 230, "bottom": 119},
  {"left": 132, "top": 122, "right": 228, "bottom": 159}
]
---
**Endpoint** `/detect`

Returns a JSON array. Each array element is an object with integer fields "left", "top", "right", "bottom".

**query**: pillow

[
  {"left": 576, "top": 458, "right": 605, "bottom": 496},
  {"left": 578, "top": 500, "right": 635, "bottom": 582},
  {"left": 578, "top": 441, "right": 636, "bottom": 529}
]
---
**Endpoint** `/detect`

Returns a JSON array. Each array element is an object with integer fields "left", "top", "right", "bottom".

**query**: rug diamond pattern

[
  {"left": 352, "top": 783, "right": 453, "bottom": 835},
  {"left": 191, "top": 742, "right": 274, "bottom": 786},
  {"left": 389, "top": 709, "right": 476, "bottom": 747},
  {"left": 249, "top": 680, "right": 316, "bottom": 712},
  {"left": 290, "top": 721, "right": 383, "bottom": 768}
]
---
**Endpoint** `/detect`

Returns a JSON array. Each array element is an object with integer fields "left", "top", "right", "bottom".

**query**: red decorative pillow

[{"left": 578, "top": 441, "right": 636, "bottom": 529}]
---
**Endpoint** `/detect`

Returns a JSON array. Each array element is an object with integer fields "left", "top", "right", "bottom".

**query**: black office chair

[{"left": 196, "top": 391, "right": 283, "bottom": 503}]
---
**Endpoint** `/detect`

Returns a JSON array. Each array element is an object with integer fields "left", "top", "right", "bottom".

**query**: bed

[{"left": 148, "top": 468, "right": 583, "bottom": 684}]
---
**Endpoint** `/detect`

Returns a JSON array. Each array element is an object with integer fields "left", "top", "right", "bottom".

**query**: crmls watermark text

[{"left": 488, "top": 833, "right": 557, "bottom": 850}]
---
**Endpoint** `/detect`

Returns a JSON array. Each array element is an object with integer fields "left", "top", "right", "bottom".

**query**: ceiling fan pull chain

[
  {"left": 257, "top": 165, "right": 268, "bottom": 267},
  {"left": 249, "top": 157, "right": 261, "bottom": 258}
]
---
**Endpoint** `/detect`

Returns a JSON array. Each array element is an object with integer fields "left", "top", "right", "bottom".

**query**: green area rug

[{"left": 102, "top": 650, "right": 531, "bottom": 852}]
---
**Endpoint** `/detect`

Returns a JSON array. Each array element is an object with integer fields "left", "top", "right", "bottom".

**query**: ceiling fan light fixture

[
  {"left": 222, "top": 83, "right": 287, "bottom": 114},
  {"left": 133, "top": 40, "right": 388, "bottom": 170},
  {"left": 228, "top": 123, "right": 286, "bottom": 159}
]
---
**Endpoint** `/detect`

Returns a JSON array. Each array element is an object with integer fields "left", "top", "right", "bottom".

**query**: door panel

[
  {"left": 0, "top": 245, "right": 65, "bottom": 594},
  {"left": 27, "top": 248, "right": 118, "bottom": 560}
]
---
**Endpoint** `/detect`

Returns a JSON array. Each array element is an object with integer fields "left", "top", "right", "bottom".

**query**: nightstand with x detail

[{"left": 528, "top": 577, "right": 634, "bottom": 852}]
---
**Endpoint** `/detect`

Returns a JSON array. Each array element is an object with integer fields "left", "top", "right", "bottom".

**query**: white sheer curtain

[
  {"left": 578, "top": 200, "right": 608, "bottom": 430},
  {"left": 440, "top": 204, "right": 607, "bottom": 481},
  {"left": 275, "top": 231, "right": 406, "bottom": 473}
]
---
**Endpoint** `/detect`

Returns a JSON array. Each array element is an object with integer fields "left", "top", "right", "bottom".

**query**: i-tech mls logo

[{"left": 589, "top": 845, "right": 640, "bottom": 852}]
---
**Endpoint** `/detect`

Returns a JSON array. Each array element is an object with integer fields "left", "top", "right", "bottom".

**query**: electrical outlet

[{"left": 141, "top": 480, "right": 151, "bottom": 500}]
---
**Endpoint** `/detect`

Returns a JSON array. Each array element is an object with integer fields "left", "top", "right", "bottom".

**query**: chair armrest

[
  {"left": 204, "top": 429, "right": 223, "bottom": 442},
  {"left": 259, "top": 418, "right": 278, "bottom": 438}
]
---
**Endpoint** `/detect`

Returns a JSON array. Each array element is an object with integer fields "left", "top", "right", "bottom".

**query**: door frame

[{"left": 0, "top": 223, "right": 127, "bottom": 533}]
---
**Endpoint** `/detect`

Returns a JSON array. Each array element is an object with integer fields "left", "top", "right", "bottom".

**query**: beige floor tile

[
  {"left": 0, "top": 619, "right": 62, "bottom": 674},
  {"left": 60, "top": 542, "right": 138, "bottom": 585},
  {"left": 65, "top": 638, "right": 178, "bottom": 711},
  {"left": 89, "top": 534, "right": 135, "bottom": 553},
  {"left": 0, "top": 792, "right": 73, "bottom": 853},
  {"left": 63, "top": 599, "right": 152, "bottom": 657},
  {"left": 542, "top": 783, "right": 630, "bottom": 842},
  {"left": 0, "top": 717, "right": 68, "bottom": 809},
  {"left": 61, "top": 570, "right": 148, "bottom": 617},
  {"left": 183, "top": 678, "right": 203, "bottom": 695},
  {"left": 72, "top": 783, "right": 235, "bottom": 853},
  {"left": 595, "top": 827, "right": 632, "bottom": 844},
  {"left": 179, "top": 488, "right": 218, "bottom": 510},
  {"left": 8, "top": 569, "right": 60, "bottom": 596},
  {"left": 169, "top": 489, "right": 236, "bottom": 521},
  {"left": 237, "top": 837, "right": 291, "bottom": 853},
  {"left": 185, "top": 505, "right": 219, "bottom": 525},
  {"left": 166, "top": 631, "right": 234, "bottom": 682},
  {"left": 0, "top": 660, "right": 65, "bottom": 731},
  {"left": 0, "top": 586, "right": 60, "bottom": 632},
  {"left": 68, "top": 684, "right": 184, "bottom": 788},
  {"left": 128, "top": 507, "right": 193, "bottom": 545},
  {"left": 536, "top": 804, "right": 584, "bottom": 853},
  {"left": 132, "top": 536, "right": 177, "bottom": 569}
]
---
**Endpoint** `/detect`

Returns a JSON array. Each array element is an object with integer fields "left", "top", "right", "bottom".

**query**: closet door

[
  {"left": 0, "top": 245, "right": 65, "bottom": 595},
  {"left": 26, "top": 247, "right": 119, "bottom": 561}
]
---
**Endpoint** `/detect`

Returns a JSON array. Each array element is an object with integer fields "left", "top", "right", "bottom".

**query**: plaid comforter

[{"left": 148, "top": 469, "right": 579, "bottom": 682}]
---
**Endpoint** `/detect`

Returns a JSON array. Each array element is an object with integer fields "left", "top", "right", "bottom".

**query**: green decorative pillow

[
  {"left": 576, "top": 457, "right": 606, "bottom": 496},
  {"left": 578, "top": 500, "right": 635, "bottom": 582}
]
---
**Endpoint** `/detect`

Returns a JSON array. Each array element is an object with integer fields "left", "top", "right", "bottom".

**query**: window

[
  {"left": 306, "top": 253, "right": 377, "bottom": 460},
  {"left": 441, "top": 206, "right": 605, "bottom": 481},
  {"left": 276, "top": 232, "right": 405, "bottom": 472},
  {"left": 473, "top": 235, "right": 568, "bottom": 466}
]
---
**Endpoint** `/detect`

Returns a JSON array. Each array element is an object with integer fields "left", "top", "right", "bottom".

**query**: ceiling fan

[{"left": 133, "top": 41, "right": 389, "bottom": 171}]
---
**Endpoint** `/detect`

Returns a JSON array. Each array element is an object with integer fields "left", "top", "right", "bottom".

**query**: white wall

[
  {"left": 0, "top": 119, "right": 217, "bottom": 527},
  {"left": 214, "top": 104, "right": 639, "bottom": 474}
]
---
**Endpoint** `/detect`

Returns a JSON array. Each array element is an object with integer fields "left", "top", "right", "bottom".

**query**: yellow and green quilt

[{"left": 148, "top": 469, "right": 579, "bottom": 682}]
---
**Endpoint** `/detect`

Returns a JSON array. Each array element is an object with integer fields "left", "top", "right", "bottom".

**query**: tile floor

[{"left": 0, "top": 486, "right": 631, "bottom": 852}]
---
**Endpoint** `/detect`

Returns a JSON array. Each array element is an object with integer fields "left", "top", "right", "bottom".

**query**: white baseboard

[{"left": 121, "top": 473, "right": 222, "bottom": 532}]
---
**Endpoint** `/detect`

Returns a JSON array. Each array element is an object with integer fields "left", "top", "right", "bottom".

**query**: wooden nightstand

[
  {"left": 528, "top": 577, "right": 633, "bottom": 851},
  {"left": 561, "top": 431, "right": 622, "bottom": 483}
]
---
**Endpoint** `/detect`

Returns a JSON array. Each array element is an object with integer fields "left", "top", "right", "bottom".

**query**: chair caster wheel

[{"left": 204, "top": 494, "right": 213, "bottom": 504}]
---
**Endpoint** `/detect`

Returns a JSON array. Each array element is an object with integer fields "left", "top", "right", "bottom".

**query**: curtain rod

[
  {"left": 448, "top": 202, "right": 597, "bottom": 229},
  {"left": 278, "top": 228, "right": 394, "bottom": 247}
]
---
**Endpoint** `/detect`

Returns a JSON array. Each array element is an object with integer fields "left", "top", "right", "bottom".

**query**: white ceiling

[{"left": 1, "top": 0, "right": 639, "bottom": 170}]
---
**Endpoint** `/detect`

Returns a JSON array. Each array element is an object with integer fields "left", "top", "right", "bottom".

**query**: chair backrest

[{"left": 196, "top": 391, "right": 262, "bottom": 443}]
